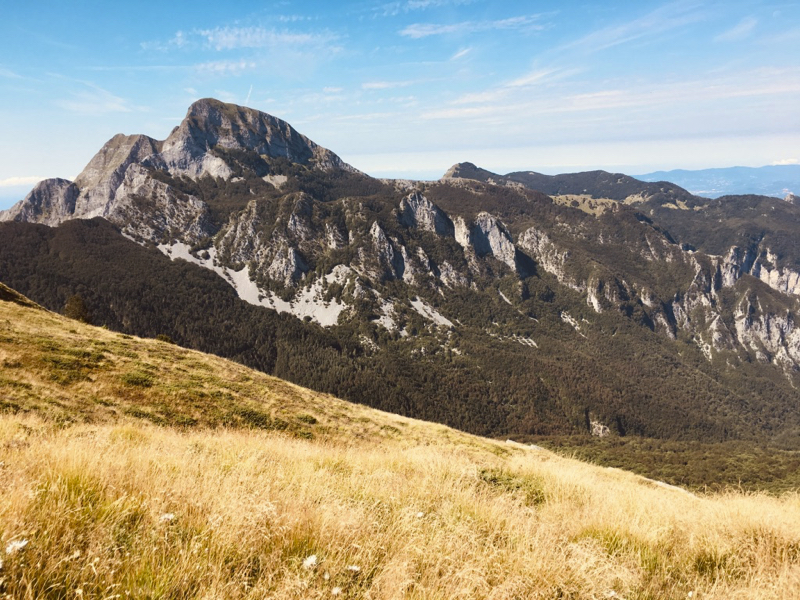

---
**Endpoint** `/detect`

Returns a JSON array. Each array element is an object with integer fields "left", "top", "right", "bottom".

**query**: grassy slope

[{"left": 2, "top": 285, "right": 800, "bottom": 599}]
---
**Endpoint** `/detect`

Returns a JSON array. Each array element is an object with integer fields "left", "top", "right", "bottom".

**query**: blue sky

[{"left": 1, "top": 0, "right": 799, "bottom": 208}]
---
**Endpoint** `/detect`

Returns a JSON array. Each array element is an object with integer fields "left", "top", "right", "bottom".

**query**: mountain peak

[
  {"left": 161, "top": 97, "right": 356, "bottom": 176},
  {"left": 441, "top": 162, "right": 500, "bottom": 181}
]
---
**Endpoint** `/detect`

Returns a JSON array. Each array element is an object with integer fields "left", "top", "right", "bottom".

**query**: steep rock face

[
  {"left": 74, "top": 134, "right": 162, "bottom": 217},
  {"left": 518, "top": 219, "right": 800, "bottom": 373},
  {"left": 0, "top": 179, "right": 79, "bottom": 226},
  {"left": 107, "top": 164, "right": 211, "bottom": 244},
  {"left": 216, "top": 199, "right": 266, "bottom": 269},
  {"left": 518, "top": 228, "right": 582, "bottom": 292},
  {"left": 471, "top": 212, "right": 517, "bottom": 271},
  {"left": 453, "top": 213, "right": 518, "bottom": 273},
  {"left": 752, "top": 251, "right": 800, "bottom": 297},
  {"left": 0, "top": 99, "right": 357, "bottom": 237},
  {"left": 364, "top": 221, "right": 405, "bottom": 281},
  {"left": 267, "top": 244, "right": 308, "bottom": 286},
  {"left": 711, "top": 244, "right": 800, "bottom": 298},
  {"left": 732, "top": 295, "right": 800, "bottom": 367},
  {"left": 398, "top": 192, "right": 453, "bottom": 235},
  {"left": 157, "top": 99, "right": 357, "bottom": 178}
]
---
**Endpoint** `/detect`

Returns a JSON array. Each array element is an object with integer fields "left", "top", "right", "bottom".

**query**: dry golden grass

[{"left": 2, "top": 285, "right": 800, "bottom": 599}]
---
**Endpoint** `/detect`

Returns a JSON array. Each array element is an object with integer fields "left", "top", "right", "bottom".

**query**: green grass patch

[{"left": 478, "top": 467, "right": 546, "bottom": 506}]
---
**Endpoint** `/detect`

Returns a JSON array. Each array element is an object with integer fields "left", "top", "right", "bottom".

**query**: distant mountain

[
  {"left": 635, "top": 165, "right": 800, "bottom": 199},
  {"left": 1, "top": 99, "right": 799, "bottom": 447}
]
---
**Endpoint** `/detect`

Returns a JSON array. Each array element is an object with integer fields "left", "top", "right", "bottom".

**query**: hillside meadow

[{"left": 1, "top": 284, "right": 800, "bottom": 599}]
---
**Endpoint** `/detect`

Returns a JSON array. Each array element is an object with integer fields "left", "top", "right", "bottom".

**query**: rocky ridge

[
  {"left": 1, "top": 99, "right": 799, "bottom": 439},
  {"left": 1, "top": 98, "right": 355, "bottom": 241}
]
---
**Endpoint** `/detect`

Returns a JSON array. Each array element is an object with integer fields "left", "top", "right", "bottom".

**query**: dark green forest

[{"left": 1, "top": 216, "right": 797, "bottom": 445}]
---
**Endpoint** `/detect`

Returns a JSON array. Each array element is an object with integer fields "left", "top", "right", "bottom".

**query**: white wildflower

[
  {"left": 323, "top": 571, "right": 330, "bottom": 581},
  {"left": 416, "top": 511, "right": 425, "bottom": 518},
  {"left": 5, "top": 539, "right": 28, "bottom": 555},
  {"left": 347, "top": 565, "right": 360, "bottom": 573},
  {"left": 303, "top": 554, "right": 318, "bottom": 569},
  {"left": 331, "top": 587, "right": 342, "bottom": 596},
  {"left": 159, "top": 513, "right": 175, "bottom": 523},
  {"left": 688, "top": 593, "right": 693, "bottom": 598}
]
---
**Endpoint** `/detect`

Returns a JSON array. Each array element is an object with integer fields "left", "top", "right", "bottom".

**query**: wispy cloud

[
  {"left": 197, "top": 26, "right": 336, "bottom": 51},
  {"left": 0, "top": 67, "right": 22, "bottom": 79},
  {"left": 561, "top": 1, "right": 706, "bottom": 53},
  {"left": 194, "top": 60, "right": 257, "bottom": 77},
  {"left": 400, "top": 15, "right": 547, "bottom": 39},
  {"left": 87, "top": 65, "right": 186, "bottom": 72},
  {"left": 507, "top": 68, "right": 562, "bottom": 88},
  {"left": 53, "top": 80, "right": 134, "bottom": 114},
  {"left": 450, "top": 48, "right": 471, "bottom": 60},
  {"left": 772, "top": 158, "right": 799, "bottom": 165},
  {"left": 424, "top": 67, "right": 800, "bottom": 125},
  {"left": 141, "top": 31, "right": 189, "bottom": 52},
  {"left": 0, "top": 176, "right": 46, "bottom": 188},
  {"left": 714, "top": 16, "right": 757, "bottom": 42},
  {"left": 362, "top": 80, "right": 416, "bottom": 90},
  {"left": 142, "top": 26, "right": 339, "bottom": 55},
  {"left": 451, "top": 67, "right": 575, "bottom": 106},
  {"left": 378, "top": 0, "right": 473, "bottom": 17}
]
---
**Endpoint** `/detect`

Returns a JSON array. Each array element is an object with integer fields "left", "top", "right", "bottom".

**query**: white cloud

[
  {"left": 772, "top": 158, "right": 799, "bottom": 165},
  {"left": 55, "top": 85, "right": 133, "bottom": 114},
  {"left": 378, "top": 0, "right": 472, "bottom": 17},
  {"left": 142, "top": 26, "right": 339, "bottom": 56},
  {"left": 561, "top": 2, "right": 705, "bottom": 53},
  {"left": 141, "top": 30, "right": 189, "bottom": 52},
  {"left": 0, "top": 67, "right": 22, "bottom": 79},
  {"left": 194, "top": 60, "right": 257, "bottom": 77},
  {"left": 197, "top": 26, "right": 336, "bottom": 51},
  {"left": 400, "top": 15, "right": 547, "bottom": 39},
  {"left": 0, "top": 176, "right": 46, "bottom": 188},
  {"left": 362, "top": 80, "right": 415, "bottom": 90},
  {"left": 418, "top": 66, "right": 800, "bottom": 150},
  {"left": 714, "top": 16, "right": 757, "bottom": 42},
  {"left": 323, "top": 87, "right": 343, "bottom": 93},
  {"left": 507, "top": 68, "right": 560, "bottom": 88},
  {"left": 451, "top": 67, "right": 573, "bottom": 105},
  {"left": 450, "top": 48, "right": 471, "bottom": 60}
]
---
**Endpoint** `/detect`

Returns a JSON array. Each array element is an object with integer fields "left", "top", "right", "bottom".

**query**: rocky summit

[{"left": 1, "top": 99, "right": 799, "bottom": 445}]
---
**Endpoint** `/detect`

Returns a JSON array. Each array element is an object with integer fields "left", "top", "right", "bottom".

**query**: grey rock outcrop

[
  {"left": 75, "top": 134, "right": 162, "bottom": 216},
  {"left": 398, "top": 192, "right": 453, "bottom": 235},
  {"left": 267, "top": 245, "right": 308, "bottom": 286},
  {"left": 0, "top": 178, "right": 79, "bottom": 226},
  {"left": 0, "top": 98, "right": 357, "bottom": 239},
  {"left": 108, "top": 164, "right": 210, "bottom": 243},
  {"left": 156, "top": 99, "right": 358, "bottom": 178},
  {"left": 455, "top": 212, "right": 518, "bottom": 272}
]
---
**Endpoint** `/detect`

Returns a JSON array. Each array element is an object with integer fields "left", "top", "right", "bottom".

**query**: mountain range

[
  {"left": 636, "top": 165, "right": 800, "bottom": 199},
  {"left": 1, "top": 98, "right": 798, "bottom": 447}
]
